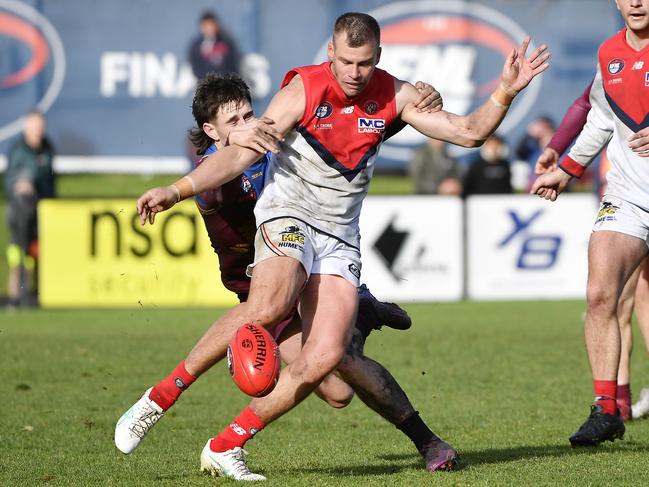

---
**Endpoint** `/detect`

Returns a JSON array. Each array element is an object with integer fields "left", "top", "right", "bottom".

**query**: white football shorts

[
  {"left": 593, "top": 194, "right": 649, "bottom": 247},
  {"left": 247, "top": 217, "right": 362, "bottom": 287}
]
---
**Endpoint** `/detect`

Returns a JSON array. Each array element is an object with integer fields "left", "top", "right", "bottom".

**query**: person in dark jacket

[
  {"left": 188, "top": 11, "right": 241, "bottom": 80},
  {"left": 4, "top": 110, "right": 55, "bottom": 308},
  {"left": 463, "top": 133, "right": 512, "bottom": 197}
]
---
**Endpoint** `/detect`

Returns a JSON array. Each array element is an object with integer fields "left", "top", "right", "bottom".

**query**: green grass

[
  {"left": 3, "top": 301, "right": 649, "bottom": 485},
  {"left": 52, "top": 173, "right": 413, "bottom": 198}
]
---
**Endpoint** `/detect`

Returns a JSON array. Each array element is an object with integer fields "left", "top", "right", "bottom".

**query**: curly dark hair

[{"left": 188, "top": 72, "right": 251, "bottom": 156}]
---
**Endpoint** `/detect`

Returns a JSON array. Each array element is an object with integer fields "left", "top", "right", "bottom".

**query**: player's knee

[
  {"left": 292, "top": 348, "right": 344, "bottom": 385},
  {"left": 586, "top": 281, "right": 617, "bottom": 314},
  {"left": 325, "top": 390, "right": 354, "bottom": 409},
  {"left": 247, "top": 298, "right": 293, "bottom": 328},
  {"left": 318, "top": 379, "right": 354, "bottom": 408}
]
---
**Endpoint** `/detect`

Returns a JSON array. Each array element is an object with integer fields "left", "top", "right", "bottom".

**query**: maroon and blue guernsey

[{"left": 194, "top": 145, "right": 268, "bottom": 299}]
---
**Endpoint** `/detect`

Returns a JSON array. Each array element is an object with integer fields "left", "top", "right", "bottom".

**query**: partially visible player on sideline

[
  {"left": 116, "top": 73, "right": 455, "bottom": 475},
  {"left": 532, "top": 0, "right": 649, "bottom": 446},
  {"left": 126, "top": 12, "right": 549, "bottom": 479},
  {"left": 535, "top": 79, "right": 649, "bottom": 421}
]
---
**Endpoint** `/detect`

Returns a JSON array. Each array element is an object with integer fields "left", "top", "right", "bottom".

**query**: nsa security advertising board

[
  {"left": 1, "top": 0, "right": 621, "bottom": 172},
  {"left": 38, "top": 196, "right": 599, "bottom": 307},
  {"left": 38, "top": 200, "right": 239, "bottom": 308}
]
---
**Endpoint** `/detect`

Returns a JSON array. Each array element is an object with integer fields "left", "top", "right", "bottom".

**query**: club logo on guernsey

[
  {"left": 241, "top": 176, "right": 252, "bottom": 194},
  {"left": 364, "top": 100, "right": 378, "bottom": 114},
  {"left": 315, "top": 102, "right": 333, "bottom": 119},
  {"left": 358, "top": 118, "right": 385, "bottom": 134},
  {"left": 608, "top": 58, "right": 624, "bottom": 75}
]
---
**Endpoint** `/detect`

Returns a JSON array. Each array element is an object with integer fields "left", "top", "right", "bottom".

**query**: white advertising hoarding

[
  {"left": 467, "top": 194, "right": 598, "bottom": 300},
  {"left": 360, "top": 196, "right": 463, "bottom": 301}
]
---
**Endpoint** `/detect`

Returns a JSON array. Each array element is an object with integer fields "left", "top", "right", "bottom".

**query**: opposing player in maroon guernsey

[
  {"left": 532, "top": 0, "right": 649, "bottom": 447},
  {"left": 129, "top": 12, "right": 549, "bottom": 479}
]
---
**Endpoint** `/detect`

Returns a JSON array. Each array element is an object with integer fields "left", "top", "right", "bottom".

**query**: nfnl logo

[
  {"left": 313, "top": 0, "right": 539, "bottom": 162},
  {"left": 358, "top": 118, "right": 385, "bottom": 133},
  {"left": 608, "top": 58, "right": 624, "bottom": 75},
  {"left": 0, "top": 0, "right": 66, "bottom": 144}
]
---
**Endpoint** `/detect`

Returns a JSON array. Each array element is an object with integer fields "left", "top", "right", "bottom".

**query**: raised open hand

[{"left": 501, "top": 37, "right": 550, "bottom": 96}]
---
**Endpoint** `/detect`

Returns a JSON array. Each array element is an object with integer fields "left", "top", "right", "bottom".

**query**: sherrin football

[{"left": 227, "top": 323, "right": 281, "bottom": 397}]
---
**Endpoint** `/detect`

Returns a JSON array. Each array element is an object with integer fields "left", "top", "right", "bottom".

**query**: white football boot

[
  {"left": 200, "top": 440, "right": 266, "bottom": 481},
  {"left": 114, "top": 387, "right": 164, "bottom": 454},
  {"left": 632, "top": 387, "right": 649, "bottom": 419}
]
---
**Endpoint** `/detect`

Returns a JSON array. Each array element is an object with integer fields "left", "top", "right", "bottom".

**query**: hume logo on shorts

[
  {"left": 278, "top": 225, "right": 305, "bottom": 251},
  {"left": 313, "top": 0, "right": 539, "bottom": 163},
  {"left": 0, "top": 0, "right": 66, "bottom": 144},
  {"left": 596, "top": 201, "right": 619, "bottom": 223}
]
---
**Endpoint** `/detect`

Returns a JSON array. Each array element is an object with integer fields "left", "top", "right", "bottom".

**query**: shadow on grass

[
  {"left": 295, "top": 442, "right": 649, "bottom": 478},
  {"left": 285, "top": 462, "right": 422, "bottom": 477},
  {"left": 378, "top": 440, "right": 649, "bottom": 470},
  {"left": 294, "top": 441, "right": 649, "bottom": 477}
]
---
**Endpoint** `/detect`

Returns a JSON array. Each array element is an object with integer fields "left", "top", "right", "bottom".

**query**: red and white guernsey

[
  {"left": 561, "top": 29, "right": 649, "bottom": 209},
  {"left": 254, "top": 62, "right": 398, "bottom": 248}
]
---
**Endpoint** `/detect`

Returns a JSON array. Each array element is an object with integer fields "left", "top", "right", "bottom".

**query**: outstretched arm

[
  {"left": 399, "top": 37, "right": 550, "bottom": 147},
  {"left": 136, "top": 77, "right": 305, "bottom": 224}
]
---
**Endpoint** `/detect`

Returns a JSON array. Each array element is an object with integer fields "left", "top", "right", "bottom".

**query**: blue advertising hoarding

[{"left": 0, "top": 0, "right": 623, "bottom": 172}]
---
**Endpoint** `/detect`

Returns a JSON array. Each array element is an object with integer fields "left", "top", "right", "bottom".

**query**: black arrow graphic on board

[{"left": 373, "top": 216, "right": 409, "bottom": 281}]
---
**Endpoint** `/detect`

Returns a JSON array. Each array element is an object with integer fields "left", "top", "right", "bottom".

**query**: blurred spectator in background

[
  {"left": 188, "top": 11, "right": 241, "bottom": 80},
  {"left": 407, "top": 138, "right": 462, "bottom": 195},
  {"left": 516, "top": 115, "right": 556, "bottom": 164},
  {"left": 512, "top": 115, "right": 556, "bottom": 191},
  {"left": 4, "top": 110, "right": 55, "bottom": 309},
  {"left": 463, "top": 134, "right": 512, "bottom": 197}
]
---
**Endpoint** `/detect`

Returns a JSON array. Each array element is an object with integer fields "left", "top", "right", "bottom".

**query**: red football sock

[
  {"left": 148, "top": 361, "right": 197, "bottom": 411},
  {"left": 210, "top": 407, "right": 266, "bottom": 452},
  {"left": 593, "top": 379, "right": 617, "bottom": 415},
  {"left": 617, "top": 384, "right": 631, "bottom": 404}
]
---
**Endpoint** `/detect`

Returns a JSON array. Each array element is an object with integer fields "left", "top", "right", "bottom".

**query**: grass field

[{"left": 3, "top": 300, "right": 649, "bottom": 485}]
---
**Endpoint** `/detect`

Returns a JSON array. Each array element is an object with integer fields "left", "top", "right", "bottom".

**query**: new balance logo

[{"left": 230, "top": 422, "right": 247, "bottom": 436}]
